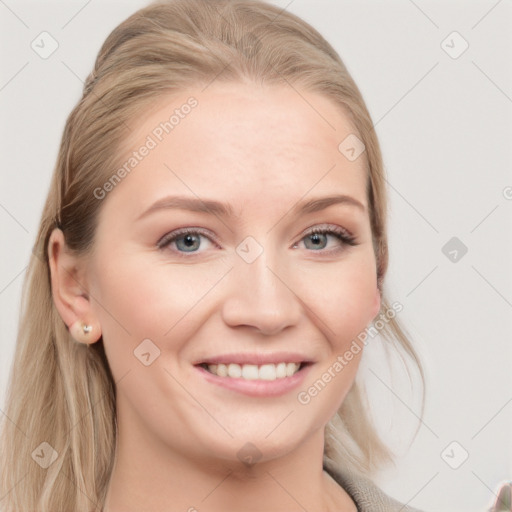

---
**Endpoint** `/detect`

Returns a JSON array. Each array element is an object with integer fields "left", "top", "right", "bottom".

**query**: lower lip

[{"left": 195, "top": 364, "right": 312, "bottom": 397}]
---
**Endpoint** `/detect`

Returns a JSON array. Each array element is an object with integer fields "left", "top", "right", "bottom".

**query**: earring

[{"left": 70, "top": 320, "right": 95, "bottom": 344}]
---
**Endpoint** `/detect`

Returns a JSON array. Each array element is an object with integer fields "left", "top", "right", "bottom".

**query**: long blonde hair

[{"left": 0, "top": 0, "right": 424, "bottom": 509}]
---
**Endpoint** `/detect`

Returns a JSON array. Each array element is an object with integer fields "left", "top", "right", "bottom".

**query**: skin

[{"left": 49, "top": 81, "right": 381, "bottom": 512}]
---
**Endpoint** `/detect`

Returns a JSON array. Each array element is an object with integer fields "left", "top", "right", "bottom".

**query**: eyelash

[{"left": 157, "top": 225, "right": 359, "bottom": 257}]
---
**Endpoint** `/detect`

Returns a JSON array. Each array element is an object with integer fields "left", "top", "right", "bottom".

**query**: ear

[{"left": 48, "top": 228, "right": 101, "bottom": 344}]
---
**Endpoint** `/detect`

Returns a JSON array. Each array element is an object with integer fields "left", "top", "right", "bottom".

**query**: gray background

[{"left": 1, "top": 1, "right": 511, "bottom": 511}]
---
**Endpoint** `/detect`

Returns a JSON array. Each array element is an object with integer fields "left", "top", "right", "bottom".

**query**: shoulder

[{"left": 323, "top": 461, "right": 425, "bottom": 512}]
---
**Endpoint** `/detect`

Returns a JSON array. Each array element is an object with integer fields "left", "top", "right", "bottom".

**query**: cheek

[
  {"left": 298, "top": 254, "right": 378, "bottom": 345},
  {"left": 89, "top": 254, "right": 229, "bottom": 358},
  {"left": 295, "top": 260, "right": 376, "bottom": 422}
]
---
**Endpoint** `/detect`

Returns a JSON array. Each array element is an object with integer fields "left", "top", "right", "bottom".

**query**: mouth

[
  {"left": 196, "top": 361, "right": 311, "bottom": 381},
  {"left": 193, "top": 354, "right": 314, "bottom": 397}
]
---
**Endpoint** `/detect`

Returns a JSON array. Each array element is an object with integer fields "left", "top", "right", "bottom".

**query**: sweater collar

[{"left": 323, "top": 460, "right": 423, "bottom": 512}]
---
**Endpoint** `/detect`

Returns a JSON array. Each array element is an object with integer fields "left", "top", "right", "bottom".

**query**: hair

[{"left": 0, "top": 0, "right": 425, "bottom": 510}]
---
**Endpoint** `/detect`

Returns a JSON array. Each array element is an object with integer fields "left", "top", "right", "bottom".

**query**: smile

[{"left": 200, "top": 362, "right": 303, "bottom": 380}]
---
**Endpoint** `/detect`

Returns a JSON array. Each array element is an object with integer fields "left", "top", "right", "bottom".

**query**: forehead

[{"left": 107, "top": 81, "right": 368, "bottom": 216}]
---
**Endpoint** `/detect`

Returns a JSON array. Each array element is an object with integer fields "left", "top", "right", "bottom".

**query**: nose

[{"left": 221, "top": 246, "right": 302, "bottom": 336}]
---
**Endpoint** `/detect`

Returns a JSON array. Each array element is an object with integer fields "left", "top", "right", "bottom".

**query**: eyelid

[
  {"left": 156, "top": 227, "right": 219, "bottom": 249},
  {"left": 300, "top": 223, "right": 356, "bottom": 240},
  {"left": 294, "top": 223, "right": 358, "bottom": 251}
]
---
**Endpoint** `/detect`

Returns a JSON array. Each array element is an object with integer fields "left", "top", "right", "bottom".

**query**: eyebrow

[{"left": 137, "top": 193, "right": 366, "bottom": 220}]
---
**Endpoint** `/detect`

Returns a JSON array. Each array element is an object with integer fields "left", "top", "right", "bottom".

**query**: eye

[
  {"left": 157, "top": 227, "right": 217, "bottom": 255},
  {"left": 294, "top": 225, "right": 358, "bottom": 252},
  {"left": 157, "top": 224, "right": 358, "bottom": 257}
]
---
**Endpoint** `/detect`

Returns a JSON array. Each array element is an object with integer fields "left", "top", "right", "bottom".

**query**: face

[{"left": 84, "top": 81, "right": 380, "bottom": 465}]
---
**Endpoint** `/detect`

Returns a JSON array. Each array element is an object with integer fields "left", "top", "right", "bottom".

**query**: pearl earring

[{"left": 70, "top": 320, "right": 94, "bottom": 343}]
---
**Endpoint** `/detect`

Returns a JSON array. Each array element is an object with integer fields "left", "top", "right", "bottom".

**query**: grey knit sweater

[{"left": 324, "top": 463, "right": 424, "bottom": 512}]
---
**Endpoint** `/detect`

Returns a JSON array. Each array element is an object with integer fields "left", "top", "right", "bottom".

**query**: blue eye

[
  {"left": 173, "top": 232, "right": 201, "bottom": 252},
  {"left": 157, "top": 228, "right": 216, "bottom": 254},
  {"left": 298, "top": 226, "right": 358, "bottom": 252},
  {"left": 157, "top": 225, "right": 358, "bottom": 257}
]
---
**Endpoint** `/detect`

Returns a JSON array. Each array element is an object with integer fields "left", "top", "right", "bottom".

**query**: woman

[{"left": 0, "top": 0, "right": 426, "bottom": 510}]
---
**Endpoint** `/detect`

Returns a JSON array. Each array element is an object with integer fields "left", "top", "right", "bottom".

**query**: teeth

[
  {"left": 276, "top": 362, "right": 287, "bottom": 378},
  {"left": 259, "top": 364, "right": 276, "bottom": 380},
  {"left": 227, "top": 363, "right": 242, "bottom": 378},
  {"left": 241, "top": 364, "right": 259, "bottom": 380},
  {"left": 206, "top": 362, "right": 301, "bottom": 380}
]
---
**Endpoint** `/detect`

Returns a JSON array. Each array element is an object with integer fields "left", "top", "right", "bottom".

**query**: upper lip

[{"left": 194, "top": 352, "right": 314, "bottom": 366}]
